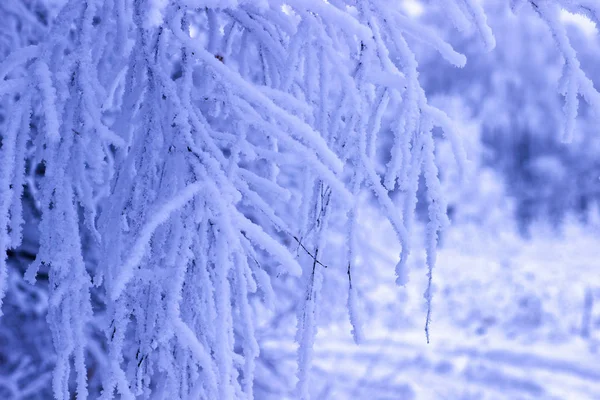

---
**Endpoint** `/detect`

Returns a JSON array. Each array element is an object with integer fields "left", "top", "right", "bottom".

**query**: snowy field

[{"left": 260, "top": 209, "right": 600, "bottom": 400}]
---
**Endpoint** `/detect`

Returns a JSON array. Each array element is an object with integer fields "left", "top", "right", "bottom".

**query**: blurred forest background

[{"left": 1, "top": 0, "right": 600, "bottom": 399}]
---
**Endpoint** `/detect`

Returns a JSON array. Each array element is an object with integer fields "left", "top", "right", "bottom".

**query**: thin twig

[{"left": 293, "top": 236, "right": 328, "bottom": 269}]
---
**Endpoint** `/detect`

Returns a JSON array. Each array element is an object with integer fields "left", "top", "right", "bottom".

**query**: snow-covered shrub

[
  {"left": 0, "top": 1, "right": 599, "bottom": 399},
  {"left": 0, "top": 1, "right": 467, "bottom": 397}
]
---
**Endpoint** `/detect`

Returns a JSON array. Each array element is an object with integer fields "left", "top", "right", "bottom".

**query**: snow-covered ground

[{"left": 260, "top": 207, "right": 600, "bottom": 399}]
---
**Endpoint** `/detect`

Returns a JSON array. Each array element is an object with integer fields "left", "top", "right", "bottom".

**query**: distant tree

[
  {"left": 419, "top": 0, "right": 600, "bottom": 232},
  {"left": 0, "top": 1, "right": 598, "bottom": 399}
]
